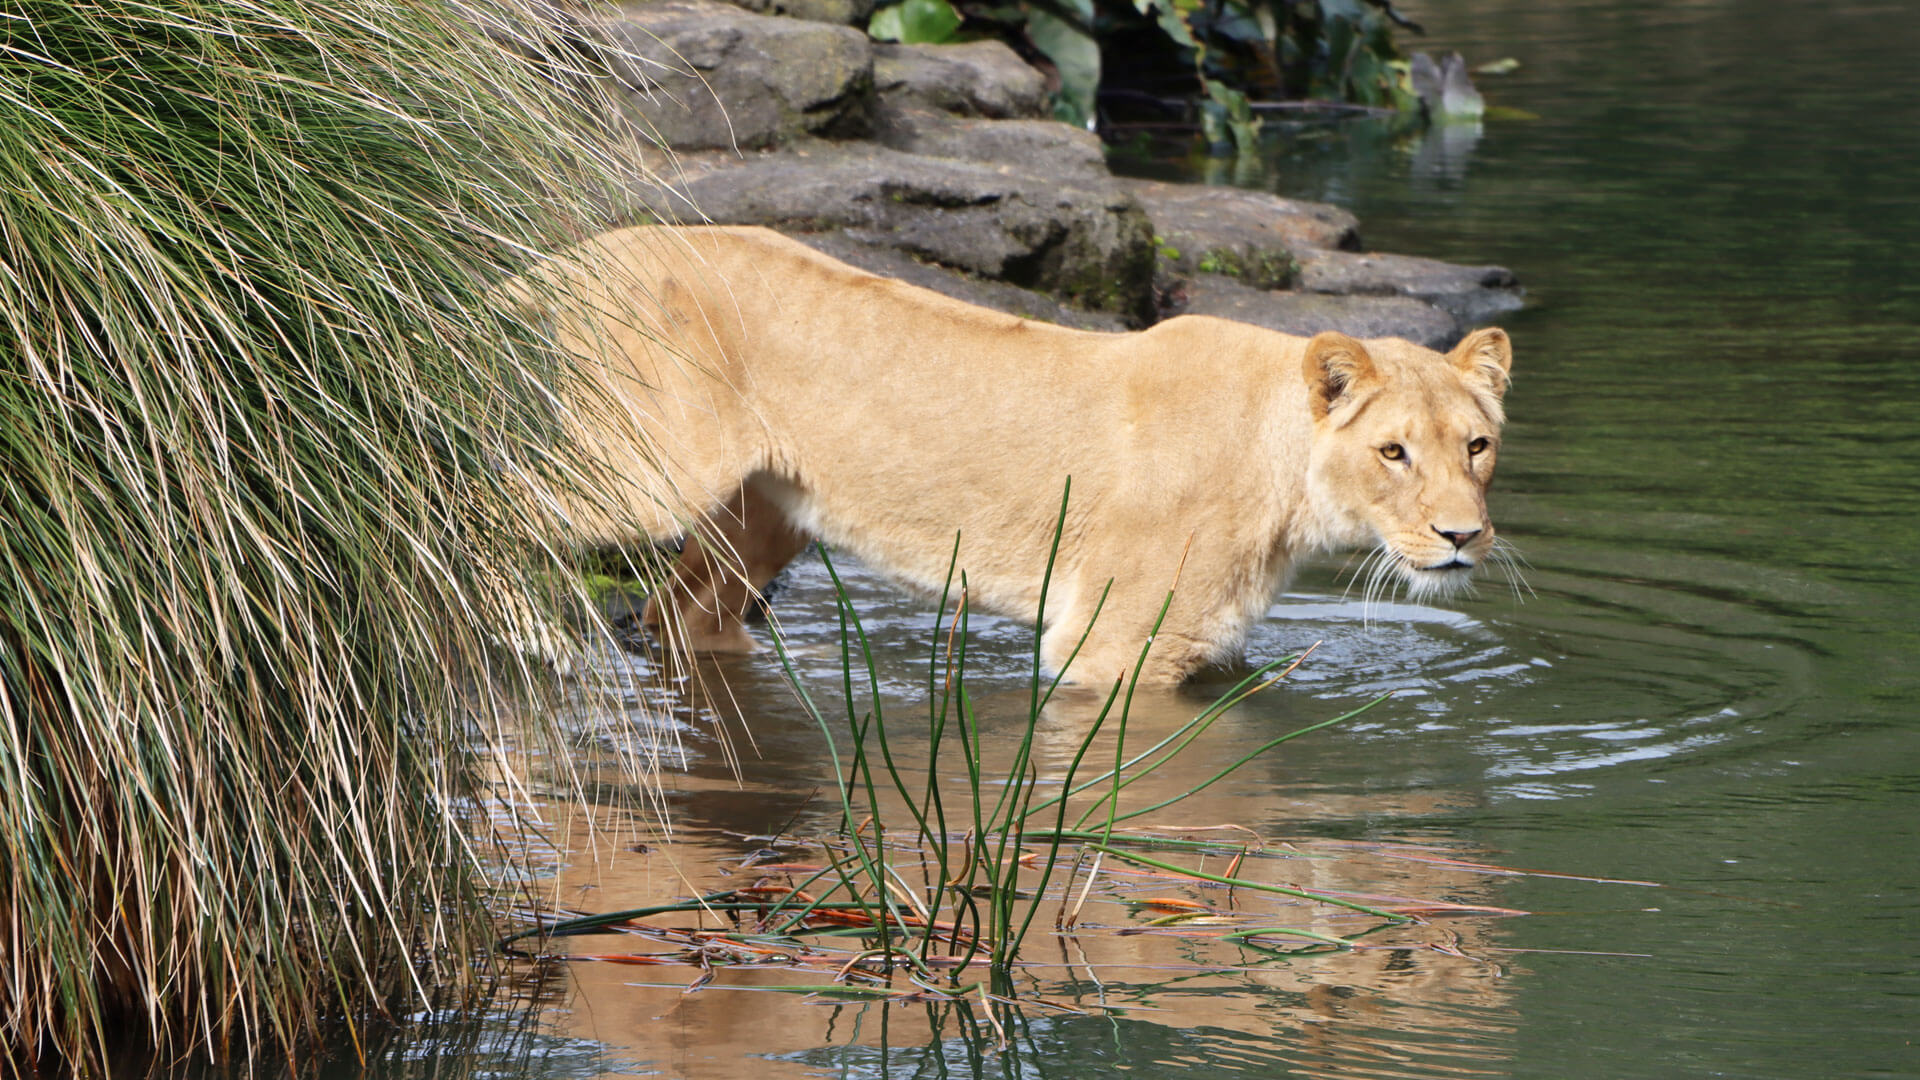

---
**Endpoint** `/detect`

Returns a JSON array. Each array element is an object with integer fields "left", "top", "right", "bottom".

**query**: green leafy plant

[
  {"left": 869, "top": 0, "right": 963, "bottom": 43},
  {"left": 1127, "top": 0, "right": 1423, "bottom": 149},
  {"left": 862, "top": 0, "right": 1421, "bottom": 146},
  {"left": 0, "top": 0, "right": 645, "bottom": 1071}
]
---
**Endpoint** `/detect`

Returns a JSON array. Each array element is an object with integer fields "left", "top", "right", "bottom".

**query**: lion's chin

[{"left": 1398, "top": 559, "right": 1476, "bottom": 600}]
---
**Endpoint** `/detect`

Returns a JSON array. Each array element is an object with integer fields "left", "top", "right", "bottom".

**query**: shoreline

[{"left": 601, "top": 0, "right": 1523, "bottom": 346}]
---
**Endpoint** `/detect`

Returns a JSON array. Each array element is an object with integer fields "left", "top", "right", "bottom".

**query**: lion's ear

[
  {"left": 1301, "top": 332, "right": 1378, "bottom": 420},
  {"left": 1450, "top": 327, "right": 1513, "bottom": 400}
]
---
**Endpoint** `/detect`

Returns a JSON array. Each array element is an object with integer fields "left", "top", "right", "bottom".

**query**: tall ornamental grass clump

[{"left": 0, "top": 0, "right": 642, "bottom": 1070}]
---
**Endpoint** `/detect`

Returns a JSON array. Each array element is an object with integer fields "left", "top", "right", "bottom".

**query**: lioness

[{"left": 518, "top": 225, "right": 1513, "bottom": 684}]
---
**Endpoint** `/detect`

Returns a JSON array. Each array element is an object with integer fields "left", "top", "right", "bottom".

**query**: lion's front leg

[
  {"left": 1045, "top": 623, "right": 1223, "bottom": 686},
  {"left": 1040, "top": 545, "right": 1260, "bottom": 686},
  {"left": 643, "top": 478, "right": 811, "bottom": 653},
  {"left": 1040, "top": 591, "right": 1220, "bottom": 687}
]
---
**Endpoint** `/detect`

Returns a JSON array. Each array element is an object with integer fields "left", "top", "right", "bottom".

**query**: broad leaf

[
  {"left": 869, "top": 0, "right": 962, "bottom": 44},
  {"left": 1027, "top": 0, "right": 1100, "bottom": 128}
]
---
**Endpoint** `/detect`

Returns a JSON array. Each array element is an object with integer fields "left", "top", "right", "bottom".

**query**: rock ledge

[{"left": 604, "top": 0, "right": 1523, "bottom": 343}]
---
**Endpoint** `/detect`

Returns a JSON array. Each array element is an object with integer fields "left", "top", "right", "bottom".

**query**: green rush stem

[
  {"left": 1026, "top": 479, "right": 1069, "bottom": 722},
  {"left": 1084, "top": 845, "right": 1408, "bottom": 922},
  {"left": 760, "top": 861, "right": 851, "bottom": 929},
  {"left": 827, "top": 556, "right": 901, "bottom": 959},
  {"left": 819, "top": 546, "right": 937, "bottom": 849},
  {"left": 496, "top": 890, "right": 742, "bottom": 949},
  {"left": 1036, "top": 578, "right": 1115, "bottom": 715},
  {"left": 1096, "top": 693, "right": 1393, "bottom": 827},
  {"left": 743, "top": 983, "right": 913, "bottom": 997},
  {"left": 954, "top": 675, "right": 991, "bottom": 975},
  {"left": 771, "top": 844, "right": 890, "bottom": 936},
  {"left": 1219, "top": 926, "right": 1354, "bottom": 947},
  {"left": 983, "top": 727, "right": 1034, "bottom": 959},
  {"left": 997, "top": 757, "right": 1044, "bottom": 962},
  {"left": 980, "top": 481, "right": 1078, "bottom": 957},
  {"left": 918, "top": 533, "right": 962, "bottom": 961},
  {"left": 769, "top": 604, "right": 898, "bottom": 953},
  {"left": 1018, "top": 652, "right": 1300, "bottom": 828},
  {"left": 1093, "top": 579, "right": 1186, "bottom": 845},
  {"left": 1013, "top": 830, "right": 1328, "bottom": 854},
  {"left": 1008, "top": 673, "right": 1124, "bottom": 960}
]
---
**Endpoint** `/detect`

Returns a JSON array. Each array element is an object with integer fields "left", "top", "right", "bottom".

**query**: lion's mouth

[{"left": 1384, "top": 552, "right": 1478, "bottom": 601}]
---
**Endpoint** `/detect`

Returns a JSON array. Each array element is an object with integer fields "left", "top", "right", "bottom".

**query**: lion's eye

[
  {"left": 1380, "top": 444, "right": 1405, "bottom": 461},
  {"left": 1468, "top": 437, "right": 1490, "bottom": 456}
]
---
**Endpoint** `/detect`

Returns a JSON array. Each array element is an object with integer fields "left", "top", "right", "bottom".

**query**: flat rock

[
  {"left": 600, "top": 0, "right": 873, "bottom": 151},
  {"left": 872, "top": 41, "right": 1048, "bottom": 120},
  {"left": 1118, "top": 177, "right": 1360, "bottom": 291},
  {"left": 1178, "top": 275, "right": 1461, "bottom": 349},
  {"left": 1297, "top": 249, "right": 1523, "bottom": 325},
  {"left": 792, "top": 232, "right": 1129, "bottom": 331},
  {"left": 875, "top": 110, "right": 1109, "bottom": 179},
  {"left": 633, "top": 140, "right": 1156, "bottom": 320},
  {"left": 711, "top": 0, "right": 874, "bottom": 25}
]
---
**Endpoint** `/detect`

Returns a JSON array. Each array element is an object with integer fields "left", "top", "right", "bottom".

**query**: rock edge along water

[{"left": 596, "top": 0, "right": 1523, "bottom": 344}]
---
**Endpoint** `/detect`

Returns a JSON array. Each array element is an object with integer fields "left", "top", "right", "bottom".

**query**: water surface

[{"left": 454, "top": 4, "right": 1919, "bottom": 1078}]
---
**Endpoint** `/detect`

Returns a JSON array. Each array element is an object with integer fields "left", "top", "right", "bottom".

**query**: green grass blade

[{"left": 1084, "top": 844, "right": 1408, "bottom": 922}]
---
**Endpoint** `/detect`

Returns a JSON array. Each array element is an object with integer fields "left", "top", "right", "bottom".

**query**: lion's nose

[{"left": 1433, "top": 526, "right": 1481, "bottom": 549}]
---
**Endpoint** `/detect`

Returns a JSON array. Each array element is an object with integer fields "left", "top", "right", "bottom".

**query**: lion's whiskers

[
  {"left": 1336, "top": 535, "right": 1528, "bottom": 631},
  {"left": 1487, "top": 537, "right": 1534, "bottom": 602},
  {"left": 1361, "top": 543, "right": 1404, "bottom": 625},
  {"left": 1338, "top": 543, "right": 1381, "bottom": 623},
  {"left": 1336, "top": 550, "right": 1364, "bottom": 604}
]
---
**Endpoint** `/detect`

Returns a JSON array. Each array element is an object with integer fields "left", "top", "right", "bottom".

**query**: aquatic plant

[
  {"left": 502, "top": 491, "right": 1456, "bottom": 1025},
  {"left": 0, "top": 0, "right": 644, "bottom": 1071},
  {"left": 778, "top": 512, "right": 1399, "bottom": 977}
]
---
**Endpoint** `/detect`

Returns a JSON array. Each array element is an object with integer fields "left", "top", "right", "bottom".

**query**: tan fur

[{"left": 513, "top": 225, "right": 1514, "bottom": 684}]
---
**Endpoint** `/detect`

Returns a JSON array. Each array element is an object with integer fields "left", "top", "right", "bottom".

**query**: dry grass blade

[{"left": 0, "top": 0, "right": 657, "bottom": 1072}]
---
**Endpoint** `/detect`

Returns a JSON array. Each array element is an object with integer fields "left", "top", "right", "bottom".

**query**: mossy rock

[
  {"left": 631, "top": 140, "right": 1158, "bottom": 323},
  {"left": 1191, "top": 246, "right": 1299, "bottom": 291},
  {"left": 1122, "top": 176, "right": 1357, "bottom": 292}
]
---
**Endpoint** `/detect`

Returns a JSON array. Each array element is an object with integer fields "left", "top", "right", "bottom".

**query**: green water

[
  {"left": 359, "top": 3, "right": 1918, "bottom": 1079},
  {"left": 1124, "top": 4, "right": 1920, "bottom": 1074}
]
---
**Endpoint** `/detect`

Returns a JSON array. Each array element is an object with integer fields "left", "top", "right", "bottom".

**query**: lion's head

[{"left": 1300, "top": 327, "right": 1514, "bottom": 601}]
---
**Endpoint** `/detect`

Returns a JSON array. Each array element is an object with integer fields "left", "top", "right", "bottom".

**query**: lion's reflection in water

[{"left": 510, "top": 564, "right": 1536, "bottom": 1080}]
